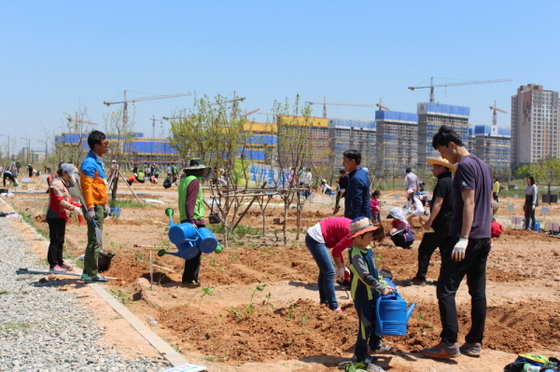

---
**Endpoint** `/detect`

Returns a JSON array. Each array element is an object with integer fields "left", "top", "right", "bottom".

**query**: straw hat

[
  {"left": 184, "top": 158, "right": 210, "bottom": 170},
  {"left": 349, "top": 217, "right": 379, "bottom": 238},
  {"left": 426, "top": 156, "right": 457, "bottom": 172}
]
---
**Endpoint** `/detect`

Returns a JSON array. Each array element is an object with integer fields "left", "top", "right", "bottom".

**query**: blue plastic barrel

[
  {"left": 168, "top": 223, "right": 199, "bottom": 245},
  {"left": 197, "top": 227, "right": 218, "bottom": 253}
]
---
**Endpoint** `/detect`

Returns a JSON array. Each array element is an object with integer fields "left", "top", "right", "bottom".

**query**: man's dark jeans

[{"left": 437, "top": 237, "right": 491, "bottom": 345}]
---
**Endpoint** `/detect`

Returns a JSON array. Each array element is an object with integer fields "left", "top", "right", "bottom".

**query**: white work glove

[
  {"left": 73, "top": 206, "right": 83, "bottom": 216},
  {"left": 532, "top": 205, "right": 535, "bottom": 211},
  {"left": 86, "top": 208, "right": 95, "bottom": 221},
  {"left": 451, "top": 238, "right": 468, "bottom": 261},
  {"left": 335, "top": 266, "right": 345, "bottom": 280}
]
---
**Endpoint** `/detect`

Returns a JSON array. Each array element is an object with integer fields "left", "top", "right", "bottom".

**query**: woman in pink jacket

[
  {"left": 305, "top": 217, "right": 353, "bottom": 311},
  {"left": 46, "top": 163, "right": 83, "bottom": 272}
]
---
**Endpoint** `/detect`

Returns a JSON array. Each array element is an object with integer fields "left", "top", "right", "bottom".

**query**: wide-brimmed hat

[
  {"left": 386, "top": 207, "right": 407, "bottom": 223},
  {"left": 184, "top": 158, "right": 210, "bottom": 170},
  {"left": 407, "top": 188, "right": 415, "bottom": 195},
  {"left": 60, "top": 163, "right": 76, "bottom": 177},
  {"left": 426, "top": 156, "right": 457, "bottom": 172},
  {"left": 350, "top": 217, "right": 379, "bottom": 238}
]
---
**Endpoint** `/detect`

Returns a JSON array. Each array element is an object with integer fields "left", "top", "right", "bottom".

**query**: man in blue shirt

[
  {"left": 422, "top": 125, "right": 492, "bottom": 359},
  {"left": 341, "top": 149, "right": 371, "bottom": 220}
]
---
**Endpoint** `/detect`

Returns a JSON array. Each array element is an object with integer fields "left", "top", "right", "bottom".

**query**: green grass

[
  {"left": 110, "top": 289, "right": 133, "bottom": 305},
  {"left": 0, "top": 321, "right": 35, "bottom": 333},
  {"left": 18, "top": 213, "right": 49, "bottom": 239},
  {"left": 112, "top": 200, "right": 145, "bottom": 208},
  {"left": 234, "top": 225, "right": 260, "bottom": 236}
]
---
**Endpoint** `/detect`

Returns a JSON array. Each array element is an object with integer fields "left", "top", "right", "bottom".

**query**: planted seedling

[{"left": 198, "top": 287, "right": 215, "bottom": 312}]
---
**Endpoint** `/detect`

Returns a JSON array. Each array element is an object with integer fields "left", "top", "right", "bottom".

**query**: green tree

[
  {"left": 103, "top": 108, "right": 137, "bottom": 167},
  {"left": 272, "top": 96, "right": 314, "bottom": 243},
  {"left": 516, "top": 157, "right": 560, "bottom": 200},
  {"left": 168, "top": 95, "right": 252, "bottom": 246}
]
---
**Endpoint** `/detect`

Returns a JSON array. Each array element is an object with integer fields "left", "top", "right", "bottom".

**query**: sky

[{"left": 2, "top": 1, "right": 560, "bottom": 154}]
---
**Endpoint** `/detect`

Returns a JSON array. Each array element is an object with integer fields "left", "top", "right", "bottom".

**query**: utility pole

[
  {"left": 151, "top": 115, "right": 164, "bottom": 138},
  {"left": 0, "top": 134, "right": 9, "bottom": 160},
  {"left": 19, "top": 137, "right": 31, "bottom": 164}
]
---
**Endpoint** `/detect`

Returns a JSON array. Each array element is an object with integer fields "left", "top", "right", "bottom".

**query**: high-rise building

[
  {"left": 416, "top": 102, "right": 470, "bottom": 168},
  {"left": 375, "top": 110, "right": 418, "bottom": 176},
  {"left": 472, "top": 125, "right": 511, "bottom": 172},
  {"left": 511, "top": 84, "right": 559, "bottom": 168},
  {"left": 328, "top": 118, "right": 376, "bottom": 170}
]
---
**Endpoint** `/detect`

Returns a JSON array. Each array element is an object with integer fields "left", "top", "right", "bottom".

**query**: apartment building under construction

[
  {"left": 472, "top": 125, "right": 511, "bottom": 172},
  {"left": 417, "top": 102, "right": 470, "bottom": 168},
  {"left": 375, "top": 110, "right": 418, "bottom": 175},
  {"left": 328, "top": 118, "right": 376, "bottom": 170}
]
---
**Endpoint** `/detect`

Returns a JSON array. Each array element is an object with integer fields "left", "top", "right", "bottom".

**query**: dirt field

[{"left": 2, "top": 178, "right": 560, "bottom": 372}]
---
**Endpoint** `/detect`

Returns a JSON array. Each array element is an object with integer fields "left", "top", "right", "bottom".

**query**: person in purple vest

[{"left": 422, "top": 125, "right": 492, "bottom": 359}]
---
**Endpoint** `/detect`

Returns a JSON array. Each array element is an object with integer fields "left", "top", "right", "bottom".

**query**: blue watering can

[
  {"left": 158, "top": 208, "right": 220, "bottom": 258},
  {"left": 375, "top": 279, "right": 416, "bottom": 336}
]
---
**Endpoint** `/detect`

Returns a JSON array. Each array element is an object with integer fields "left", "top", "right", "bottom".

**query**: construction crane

[
  {"left": 376, "top": 99, "right": 391, "bottom": 111},
  {"left": 489, "top": 100, "right": 507, "bottom": 126},
  {"left": 150, "top": 115, "right": 165, "bottom": 138},
  {"left": 162, "top": 98, "right": 247, "bottom": 122},
  {"left": 408, "top": 77, "right": 512, "bottom": 103},
  {"left": 103, "top": 91, "right": 192, "bottom": 125},
  {"left": 67, "top": 118, "right": 99, "bottom": 126},
  {"left": 241, "top": 108, "right": 260, "bottom": 118},
  {"left": 307, "top": 97, "right": 375, "bottom": 118}
]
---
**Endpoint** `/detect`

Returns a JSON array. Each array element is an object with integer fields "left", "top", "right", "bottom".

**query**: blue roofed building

[
  {"left": 328, "top": 118, "right": 376, "bottom": 172},
  {"left": 471, "top": 125, "right": 511, "bottom": 172}
]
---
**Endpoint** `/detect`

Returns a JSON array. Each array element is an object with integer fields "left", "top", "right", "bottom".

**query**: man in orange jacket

[{"left": 79, "top": 130, "right": 109, "bottom": 283}]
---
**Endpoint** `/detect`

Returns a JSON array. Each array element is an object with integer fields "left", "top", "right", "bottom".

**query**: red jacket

[
  {"left": 491, "top": 221, "right": 503, "bottom": 237},
  {"left": 48, "top": 176, "right": 81, "bottom": 219}
]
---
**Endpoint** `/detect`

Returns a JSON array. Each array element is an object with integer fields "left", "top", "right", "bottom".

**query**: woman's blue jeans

[{"left": 305, "top": 233, "right": 338, "bottom": 310}]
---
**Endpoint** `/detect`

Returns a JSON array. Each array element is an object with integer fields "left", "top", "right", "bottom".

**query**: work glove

[
  {"left": 335, "top": 266, "right": 345, "bottom": 280},
  {"left": 73, "top": 206, "right": 83, "bottom": 216},
  {"left": 532, "top": 205, "right": 536, "bottom": 211},
  {"left": 451, "top": 238, "right": 468, "bottom": 261},
  {"left": 86, "top": 208, "right": 95, "bottom": 221},
  {"left": 104, "top": 204, "right": 109, "bottom": 218}
]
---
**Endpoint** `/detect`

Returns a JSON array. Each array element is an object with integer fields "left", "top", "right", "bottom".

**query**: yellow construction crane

[
  {"left": 307, "top": 97, "right": 375, "bottom": 118},
  {"left": 489, "top": 100, "right": 507, "bottom": 126},
  {"left": 408, "top": 77, "right": 512, "bottom": 103},
  {"left": 103, "top": 91, "right": 192, "bottom": 125},
  {"left": 67, "top": 118, "right": 99, "bottom": 126}
]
